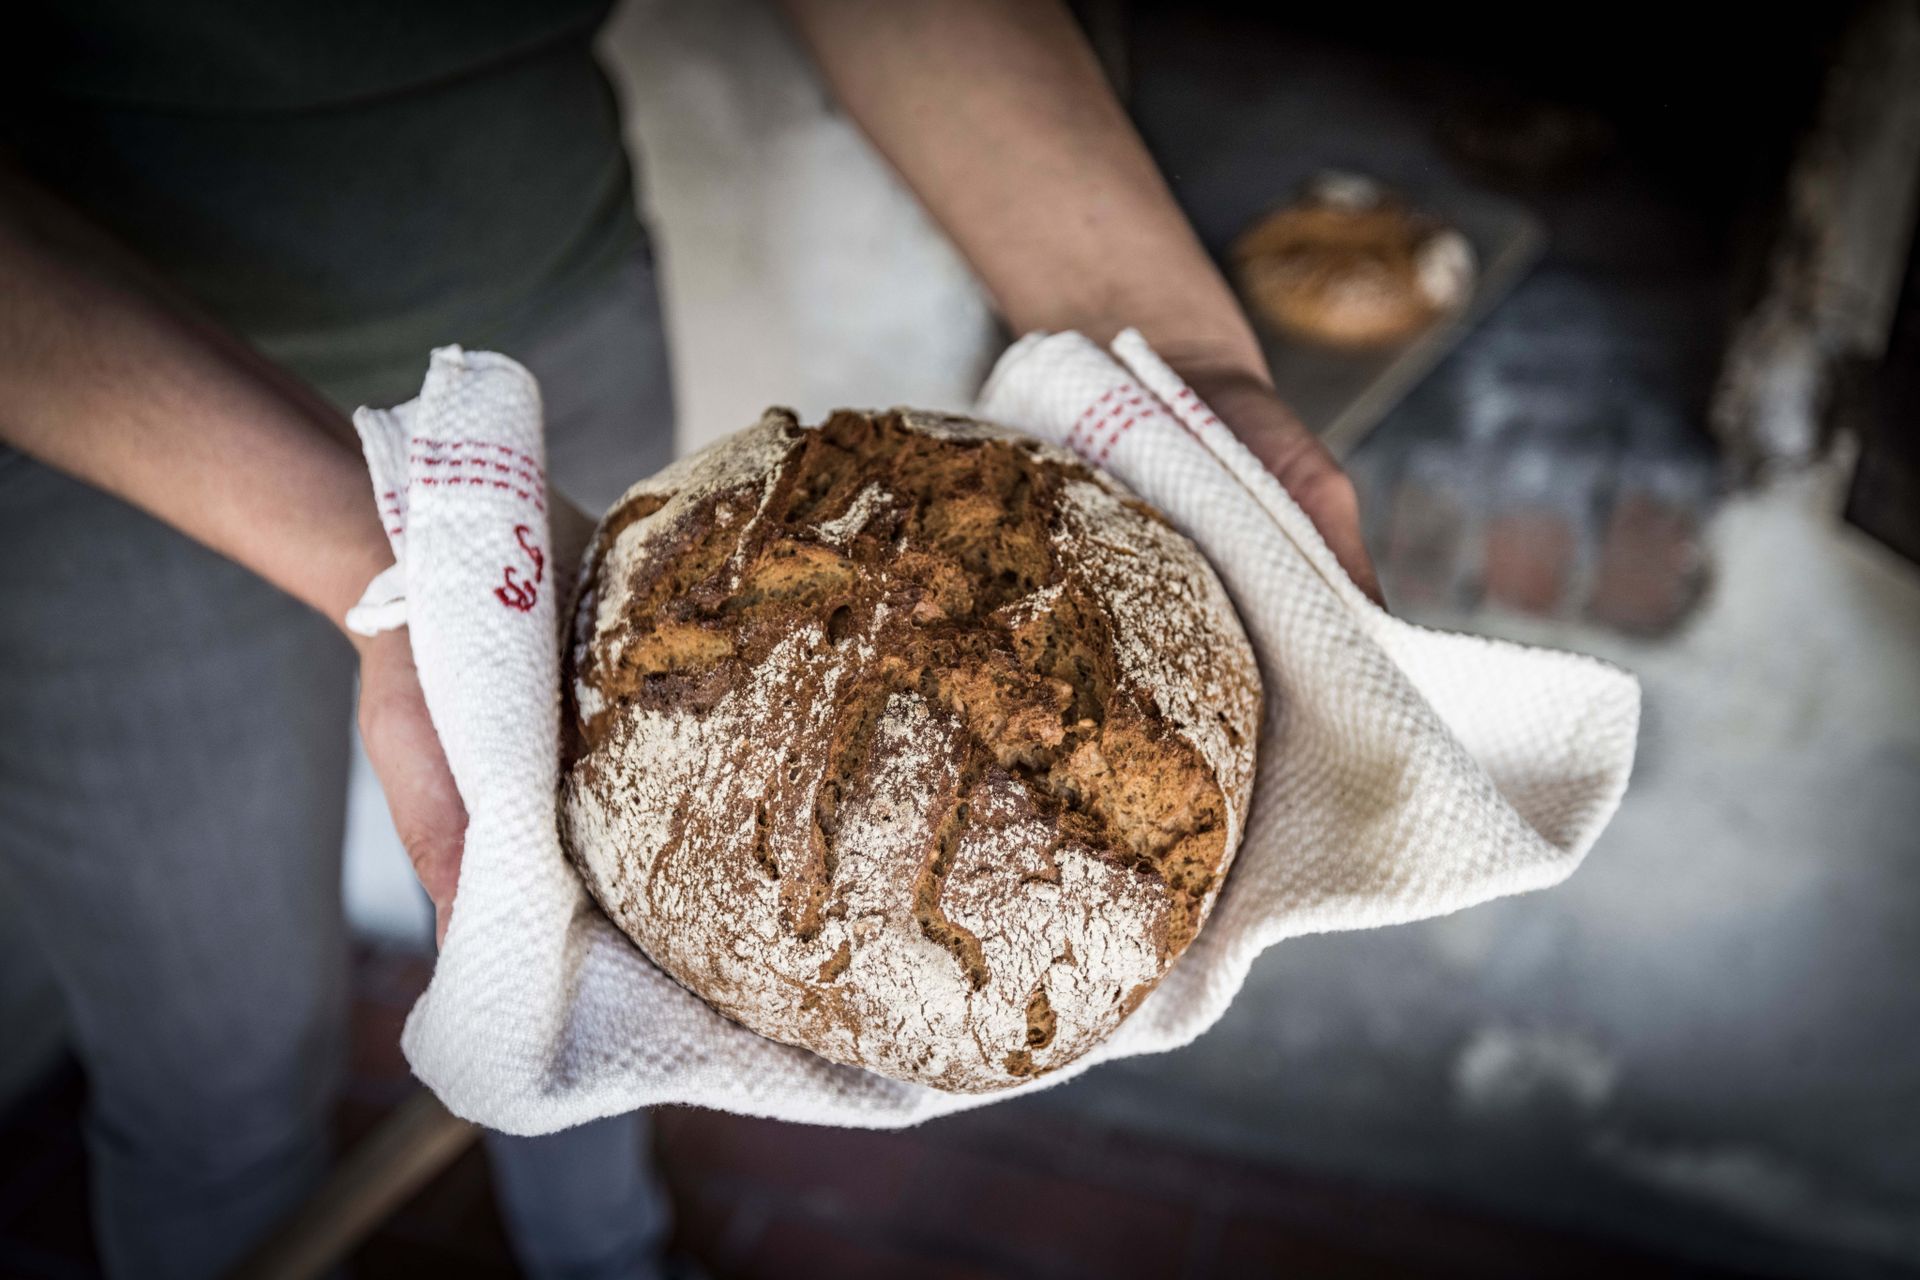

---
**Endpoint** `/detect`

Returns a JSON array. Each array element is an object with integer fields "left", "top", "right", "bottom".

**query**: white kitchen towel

[{"left": 353, "top": 338, "right": 1638, "bottom": 1136}]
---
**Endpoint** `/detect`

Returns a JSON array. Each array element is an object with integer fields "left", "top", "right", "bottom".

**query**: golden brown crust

[
  {"left": 562, "top": 409, "right": 1261, "bottom": 1092},
  {"left": 1232, "top": 181, "right": 1474, "bottom": 349}
]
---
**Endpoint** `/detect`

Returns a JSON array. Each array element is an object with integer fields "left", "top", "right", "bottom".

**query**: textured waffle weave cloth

[{"left": 347, "top": 334, "right": 1638, "bottom": 1134}]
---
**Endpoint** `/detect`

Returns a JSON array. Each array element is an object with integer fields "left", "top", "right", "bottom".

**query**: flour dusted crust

[
  {"left": 561, "top": 409, "right": 1261, "bottom": 1093},
  {"left": 1232, "top": 172, "right": 1476, "bottom": 349}
]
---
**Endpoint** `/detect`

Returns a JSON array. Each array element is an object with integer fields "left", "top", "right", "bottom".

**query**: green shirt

[{"left": 6, "top": 0, "right": 642, "bottom": 406}]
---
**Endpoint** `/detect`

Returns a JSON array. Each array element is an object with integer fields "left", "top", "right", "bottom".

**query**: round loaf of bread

[
  {"left": 561, "top": 408, "right": 1261, "bottom": 1093},
  {"left": 1232, "top": 173, "right": 1475, "bottom": 349}
]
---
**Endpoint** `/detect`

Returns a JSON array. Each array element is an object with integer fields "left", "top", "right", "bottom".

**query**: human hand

[
  {"left": 350, "top": 494, "right": 598, "bottom": 949},
  {"left": 1174, "top": 363, "right": 1383, "bottom": 606},
  {"left": 355, "top": 627, "right": 466, "bottom": 948}
]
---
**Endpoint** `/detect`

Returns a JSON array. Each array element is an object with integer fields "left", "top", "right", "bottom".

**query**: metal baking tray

[{"left": 1242, "top": 186, "right": 1545, "bottom": 457}]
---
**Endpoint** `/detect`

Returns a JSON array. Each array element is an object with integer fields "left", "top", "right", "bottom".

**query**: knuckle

[
  {"left": 1314, "top": 468, "right": 1361, "bottom": 512},
  {"left": 400, "top": 827, "right": 462, "bottom": 886},
  {"left": 1285, "top": 458, "right": 1358, "bottom": 513}
]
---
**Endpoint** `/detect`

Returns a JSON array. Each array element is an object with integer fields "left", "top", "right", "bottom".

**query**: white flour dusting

[
  {"left": 813, "top": 482, "right": 892, "bottom": 544},
  {"left": 564, "top": 409, "right": 1259, "bottom": 1092}
]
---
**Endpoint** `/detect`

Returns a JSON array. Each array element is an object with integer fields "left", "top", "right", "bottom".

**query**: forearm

[
  {"left": 779, "top": 0, "right": 1265, "bottom": 384},
  {"left": 0, "top": 166, "right": 389, "bottom": 631}
]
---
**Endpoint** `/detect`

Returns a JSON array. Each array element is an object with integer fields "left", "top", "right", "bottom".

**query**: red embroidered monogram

[
  {"left": 514, "top": 524, "right": 545, "bottom": 585},
  {"left": 494, "top": 523, "right": 545, "bottom": 613}
]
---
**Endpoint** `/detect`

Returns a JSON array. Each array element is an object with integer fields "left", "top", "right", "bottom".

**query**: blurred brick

[
  {"left": 1587, "top": 491, "right": 1708, "bottom": 635},
  {"left": 1482, "top": 509, "right": 1580, "bottom": 615},
  {"left": 1382, "top": 475, "right": 1470, "bottom": 610}
]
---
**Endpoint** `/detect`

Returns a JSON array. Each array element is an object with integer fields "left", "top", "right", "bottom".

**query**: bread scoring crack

[{"left": 915, "top": 760, "right": 991, "bottom": 990}]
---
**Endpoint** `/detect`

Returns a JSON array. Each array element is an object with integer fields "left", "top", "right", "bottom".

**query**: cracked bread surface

[{"left": 562, "top": 408, "right": 1261, "bottom": 1093}]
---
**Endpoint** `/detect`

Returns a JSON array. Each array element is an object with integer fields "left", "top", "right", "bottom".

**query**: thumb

[
  {"left": 1180, "top": 367, "right": 1385, "bottom": 607},
  {"left": 355, "top": 632, "right": 469, "bottom": 948}
]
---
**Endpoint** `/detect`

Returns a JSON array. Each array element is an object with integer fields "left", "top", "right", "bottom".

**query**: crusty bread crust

[
  {"left": 1233, "top": 185, "right": 1474, "bottom": 349},
  {"left": 562, "top": 409, "right": 1260, "bottom": 1093}
]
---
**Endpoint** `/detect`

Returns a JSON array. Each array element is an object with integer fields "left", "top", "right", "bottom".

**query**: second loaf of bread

[{"left": 562, "top": 408, "right": 1261, "bottom": 1093}]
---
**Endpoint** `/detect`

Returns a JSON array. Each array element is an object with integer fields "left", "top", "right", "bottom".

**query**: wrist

[
  {"left": 315, "top": 504, "right": 400, "bottom": 641},
  {"left": 1150, "top": 331, "right": 1272, "bottom": 396},
  {"left": 1019, "top": 249, "right": 1270, "bottom": 394},
  {"left": 350, "top": 622, "right": 409, "bottom": 669}
]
